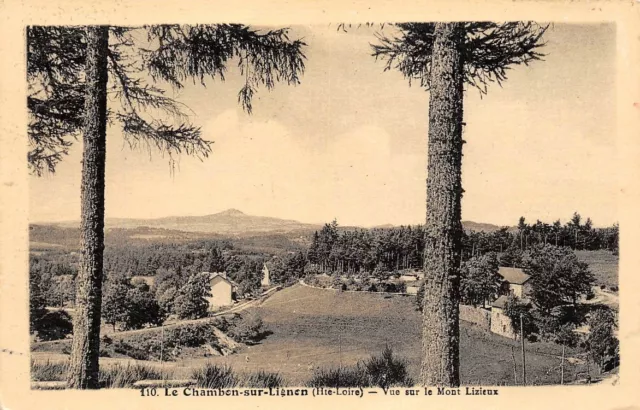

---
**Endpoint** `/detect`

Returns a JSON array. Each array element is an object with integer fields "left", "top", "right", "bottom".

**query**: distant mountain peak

[{"left": 218, "top": 208, "right": 245, "bottom": 216}]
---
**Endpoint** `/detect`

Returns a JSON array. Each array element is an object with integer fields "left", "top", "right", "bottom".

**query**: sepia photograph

[{"left": 23, "top": 20, "right": 624, "bottom": 393}]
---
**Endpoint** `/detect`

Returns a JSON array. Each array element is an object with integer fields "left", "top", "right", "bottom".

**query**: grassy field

[
  {"left": 575, "top": 250, "right": 619, "bottom": 289},
  {"left": 33, "top": 284, "right": 597, "bottom": 386},
  {"left": 173, "top": 284, "right": 587, "bottom": 386}
]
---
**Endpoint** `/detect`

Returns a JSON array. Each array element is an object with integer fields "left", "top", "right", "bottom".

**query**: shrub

[
  {"left": 306, "top": 365, "right": 370, "bottom": 388},
  {"left": 554, "top": 323, "right": 580, "bottom": 348},
  {"left": 503, "top": 295, "right": 537, "bottom": 340},
  {"left": 99, "top": 363, "right": 167, "bottom": 388},
  {"left": 228, "top": 311, "right": 265, "bottom": 344},
  {"left": 165, "top": 324, "right": 217, "bottom": 348},
  {"left": 585, "top": 307, "right": 619, "bottom": 373},
  {"left": 306, "top": 347, "right": 412, "bottom": 388},
  {"left": 243, "top": 370, "right": 283, "bottom": 388},
  {"left": 192, "top": 363, "right": 238, "bottom": 388},
  {"left": 112, "top": 322, "right": 221, "bottom": 361},
  {"left": 31, "top": 359, "right": 69, "bottom": 381},
  {"left": 33, "top": 310, "right": 73, "bottom": 341},
  {"left": 363, "top": 346, "right": 414, "bottom": 388},
  {"left": 113, "top": 340, "right": 151, "bottom": 361}
]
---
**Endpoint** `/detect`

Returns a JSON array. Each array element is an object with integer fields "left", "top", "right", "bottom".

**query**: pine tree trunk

[
  {"left": 67, "top": 25, "right": 109, "bottom": 389},
  {"left": 421, "top": 22, "right": 464, "bottom": 387}
]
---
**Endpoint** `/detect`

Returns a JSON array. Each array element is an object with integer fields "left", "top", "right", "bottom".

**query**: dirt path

[{"left": 581, "top": 286, "right": 619, "bottom": 309}]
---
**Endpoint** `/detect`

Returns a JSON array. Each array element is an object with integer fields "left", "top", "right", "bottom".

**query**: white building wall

[{"left": 207, "top": 278, "right": 233, "bottom": 310}]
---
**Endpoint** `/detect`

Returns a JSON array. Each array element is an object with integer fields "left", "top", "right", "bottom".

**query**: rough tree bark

[
  {"left": 67, "top": 25, "right": 109, "bottom": 389},
  {"left": 421, "top": 22, "right": 465, "bottom": 387}
]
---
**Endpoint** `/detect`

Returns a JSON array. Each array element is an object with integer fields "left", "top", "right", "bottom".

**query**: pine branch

[{"left": 371, "top": 22, "right": 548, "bottom": 94}]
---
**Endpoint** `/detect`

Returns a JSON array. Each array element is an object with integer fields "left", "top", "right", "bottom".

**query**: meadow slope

[{"left": 177, "top": 284, "right": 586, "bottom": 386}]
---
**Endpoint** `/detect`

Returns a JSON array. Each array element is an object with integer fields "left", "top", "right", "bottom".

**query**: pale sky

[{"left": 29, "top": 23, "right": 617, "bottom": 227}]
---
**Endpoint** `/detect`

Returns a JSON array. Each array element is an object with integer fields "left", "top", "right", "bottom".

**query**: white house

[
  {"left": 205, "top": 272, "right": 236, "bottom": 310},
  {"left": 261, "top": 263, "right": 271, "bottom": 287},
  {"left": 497, "top": 267, "right": 531, "bottom": 298}
]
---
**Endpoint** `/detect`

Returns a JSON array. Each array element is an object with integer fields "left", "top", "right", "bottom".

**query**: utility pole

[
  {"left": 560, "top": 344, "right": 565, "bottom": 385},
  {"left": 160, "top": 323, "right": 165, "bottom": 387},
  {"left": 511, "top": 346, "right": 518, "bottom": 385},
  {"left": 520, "top": 313, "right": 527, "bottom": 385}
]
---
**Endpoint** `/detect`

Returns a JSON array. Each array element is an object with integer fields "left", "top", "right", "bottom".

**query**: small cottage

[
  {"left": 205, "top": 272, "right": 236, "bottom": 310},
  {"left": 497, "top": 267, "right": 531, "bottom": 298},
  {"left": 490, "top": 295, "right": 516, "bottom": 338}
]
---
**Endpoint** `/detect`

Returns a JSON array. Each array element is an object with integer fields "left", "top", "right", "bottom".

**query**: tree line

[{"left": 305, "top": 214, "right": 618, "bottom": 277}]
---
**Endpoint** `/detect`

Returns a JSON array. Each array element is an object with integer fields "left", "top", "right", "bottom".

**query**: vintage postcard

[{"left": 1, "top": 0, "right": 639, "bottom": 409}]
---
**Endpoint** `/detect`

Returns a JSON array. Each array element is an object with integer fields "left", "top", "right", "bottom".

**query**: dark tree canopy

[
  {"left": 27, "top": 24, "right": 307, "bottom": 175},
  {"left": 372, "top": 22, "right": 547, "bottom": 94}
]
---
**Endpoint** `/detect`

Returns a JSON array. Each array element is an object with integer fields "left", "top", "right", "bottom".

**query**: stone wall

[
  {"left": 459, "top": 304, "right": 491, "bottom": 330},
  {"left": 490, "top": 307, "right": 516, "bottom": 339}
]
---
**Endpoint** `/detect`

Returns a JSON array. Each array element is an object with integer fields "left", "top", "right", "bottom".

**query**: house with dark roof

[
  {"left": 485, "top": 267, "right": 532, "bottom": 339},
  {"left": 498, "top": 267, "right": 531, "bottom": 299}
]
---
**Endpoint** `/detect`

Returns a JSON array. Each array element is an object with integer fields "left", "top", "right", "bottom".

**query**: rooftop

[{"left": 498, "top": 267, "right": 530, "bottom": 285}]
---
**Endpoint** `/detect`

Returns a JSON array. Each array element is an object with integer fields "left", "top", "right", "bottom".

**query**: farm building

[
  {"left": 205, "top": 272, "right": 237, "bottom": 310},
  {"left": 490, "top": 295, "right": 516, "bottom": 338},
  {"left": 261, "top": 263, "right": 271, "bottom": 287},
  {"left": 490, "top": 294, "right": 532, "bottom": 339},
  {"left": 497, "top": 267, "right": 531, "bottom": 298}
]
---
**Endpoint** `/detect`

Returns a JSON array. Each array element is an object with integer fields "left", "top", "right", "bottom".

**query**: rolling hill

[
  {"left": 43, "top": 208, "right": 507, "bottom": 235},
  {"left": 51, "top": 209, "right": 321, "bottom": 234}
]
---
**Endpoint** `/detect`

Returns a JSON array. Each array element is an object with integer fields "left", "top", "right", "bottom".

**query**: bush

[
  {"left": 243, "top": 370, "right": 283, "bottom": 388},
  {"left": 554, "top": 323, "right": 580, "bottom": 348},
  {"left": 112, "top": 322, "right": 221, "bottom": 361},
  {"left": 306, "top": 347, "right": 413, "bottom": 388},
  {"left": 306, "top": 365, "right": 370, "bottom": 388},
  {"left": 585, "top": 307, "right": 619, "bottom": 373},
  {"left": 363, "top": 346, "right": 414, "bottom": 388},
  {"left": 33, "top": 310, "right": 74, "bottom": 341},
  {"left": 503, "top": 295, "right": 537, "bottom": 340},
  {"left": 31, "top": 359, "right": 69, "bottom": 381},
  {"left": 99, "top": 363, "right": 167, "bottom": 388},
  {"left": 192, "top": 363, "right": 238, "bottom": 388},
  {"left": 228, "top": 311, "right": 265, "bottom": 344},
  {"left": 113, "top": 340, "right": 151, "bottom": 361},
  {"left": 31, "top": 360, "right": 169, "bottom": 388},
  {"left": 165, "top": 324, "right": 217, "bottom": 348}
]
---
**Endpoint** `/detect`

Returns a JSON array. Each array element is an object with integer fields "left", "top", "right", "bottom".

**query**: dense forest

[{"left": 307, "top": 213, "right": 618, "bottom": 275}]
